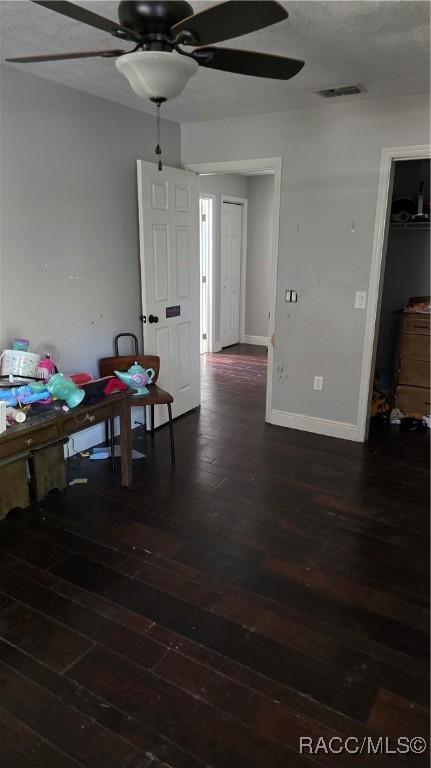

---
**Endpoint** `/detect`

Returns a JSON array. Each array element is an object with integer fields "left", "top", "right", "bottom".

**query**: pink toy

[{"left": 37, "top": 354, "right": 56, "bottom": 381}]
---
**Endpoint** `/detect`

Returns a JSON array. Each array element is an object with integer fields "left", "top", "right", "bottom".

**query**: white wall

[
  {"left": 182, "top": 93, "right": 430, "bottom": 434},
  {"left": 245, "top": 174, "right": 274, "bottom": 342},
  {"left": 0, "top": 66, "right": 181, "bottom": 376},
  {"left": 198, "top": 174, "right": 248, "bottom": 346}
]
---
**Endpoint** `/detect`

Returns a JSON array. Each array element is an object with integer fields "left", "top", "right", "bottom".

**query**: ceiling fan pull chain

[{"left": 155, "top": 99, "right": 163, "bottom": 171}]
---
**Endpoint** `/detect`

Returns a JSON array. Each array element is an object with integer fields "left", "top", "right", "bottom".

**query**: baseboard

[
  {"left": 242, "top": 335, "right": 268, "bottom": 346},
  {"left": 64, "top": 406, "right": 146, "bottom": 457},
  {"left": 270, "top": 409, "right": 360, "bottom": 441}
]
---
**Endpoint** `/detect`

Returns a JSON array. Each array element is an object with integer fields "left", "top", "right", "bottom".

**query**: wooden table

[{"left": 0, "top": 391, "right": 132, "bottom": 518}]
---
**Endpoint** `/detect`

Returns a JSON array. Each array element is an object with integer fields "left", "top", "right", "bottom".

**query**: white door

[
  {"left": 137, "top": 160, "right": 200, "bottom": 426},
  {"left": 221, "top": 202, "right": 242, "bottom": 348}
]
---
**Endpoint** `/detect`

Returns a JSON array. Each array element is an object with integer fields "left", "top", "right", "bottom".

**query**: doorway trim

[
  {"left": 356, "top": 143, "right": 431, "bottom": 442},
  {"left": 185, "top": 157, "right": 282, "bottom": 422},
  {"left": 199, "top": 193, "right": 215, "bottom": 354},
  {"left": 220, "top": 195, "right": 248, "bottom": 348}
]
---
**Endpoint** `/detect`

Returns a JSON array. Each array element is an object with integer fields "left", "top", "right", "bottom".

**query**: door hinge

[
  {"left": 202, "top": 275, "right": 207, "bottom": 283},
  {"left": 202, "top": 333, "right": 207, "bottom": 340},
  {"left": 201, "top": 213, "right": 206, "bottom": 222}
]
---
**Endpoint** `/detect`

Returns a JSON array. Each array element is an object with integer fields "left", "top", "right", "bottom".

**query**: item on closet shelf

[
  {"left": 0, "top": 349, "right": 41, "bottom": 380},
  {"left": 412, "top": 180, "right": 429, "bottom": 222},
  {"left": 12, "top": 338, "right": 29, "bottom": 352},
  {"left": 390, "top": 196, "right": 416, "bottom": 223},
  {"left": 0, "top": 401, "right": 6, "bottom": 434},
  {"left": 114, "top": 362, "right": 155, "bottom": 395},
  {"left": 37, "top": 353, "right": 57, "bottom": 380}
]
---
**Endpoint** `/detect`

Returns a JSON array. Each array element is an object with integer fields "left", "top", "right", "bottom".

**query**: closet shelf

[{"left": 390, "top": 221, "right": 430, "bottom": 231}]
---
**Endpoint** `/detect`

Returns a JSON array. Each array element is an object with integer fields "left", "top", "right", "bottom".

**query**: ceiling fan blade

[
  {"left": 32, "top": 1, "right": 138, "bottom": 41},
  {"left": 171, "top": 1, "right": 288, "bottom": 46},
  {"left": 194, "top": 47, "right": 304, "bottom": 80},
  {"left": 5, "top": 49, "right": 127, "bottom": 63}
]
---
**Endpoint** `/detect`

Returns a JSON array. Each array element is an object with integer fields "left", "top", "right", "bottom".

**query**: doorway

[
  {"left": 190, "top": 158, "right": 281, "bottom": 423},
  {"left": 357, "top": 144, "right": 430, "bottom": 440}
]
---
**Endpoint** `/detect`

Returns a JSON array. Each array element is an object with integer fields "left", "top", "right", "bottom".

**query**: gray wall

[
  {"left": 0, "top": 66, "right": 181, "bottom": 376},
  {"left": 245, "top": 174, "right": 274, "bottom": 340},
  {"left": 198, "top": 173, "right": 248, "bottom": 346},
  {"left": 182, "top": 93, "right": 429, "bottom": 426}
]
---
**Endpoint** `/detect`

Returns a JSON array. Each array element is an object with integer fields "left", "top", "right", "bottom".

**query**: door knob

[
  {"left": 148, "top": 315, "right": 159, "bottom": 324},
  {"left": 139, "top": 314, "right": 146, "bottom": 323}
]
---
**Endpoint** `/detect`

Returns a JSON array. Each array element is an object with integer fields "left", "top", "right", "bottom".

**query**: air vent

[{"left": 316, "top": 84, "right": 365, "bottom": 98}]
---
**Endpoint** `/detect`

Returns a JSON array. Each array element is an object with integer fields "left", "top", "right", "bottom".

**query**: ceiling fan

[{"left": 6, "top": 1, "right": 305, "bottom": 167}]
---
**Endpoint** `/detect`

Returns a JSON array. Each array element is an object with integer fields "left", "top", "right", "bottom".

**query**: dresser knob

[
  {"left": 88, "top": 414, "right": 95, "bottom": 423},
  {"left": 26, "top": 438, "right": 33, "bottom": 447}
]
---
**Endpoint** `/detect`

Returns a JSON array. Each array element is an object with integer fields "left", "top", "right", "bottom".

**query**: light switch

[{"left": 355, "top": 291, "right": 367, "bottom": 309}]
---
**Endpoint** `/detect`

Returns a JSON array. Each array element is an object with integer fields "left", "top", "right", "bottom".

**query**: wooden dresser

[{"left": 393, "top": 312, "right": 430, "bottom": 415}]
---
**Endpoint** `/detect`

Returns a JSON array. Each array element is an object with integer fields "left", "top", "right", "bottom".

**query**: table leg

[{"left": 119, "top": 400, "right": 132, "bottom": 487}]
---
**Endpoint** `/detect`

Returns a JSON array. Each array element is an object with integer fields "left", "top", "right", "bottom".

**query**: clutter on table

[{"left": 0, "top": 335, "right": 128, "bottom": 435}]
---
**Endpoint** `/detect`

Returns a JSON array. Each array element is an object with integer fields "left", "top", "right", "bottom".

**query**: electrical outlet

[
  {"left": 314, "top": 376, "right": 323, "bottom": 391},
  {"left": 355, "top": 291, "right": 367, "bottom": 309}
]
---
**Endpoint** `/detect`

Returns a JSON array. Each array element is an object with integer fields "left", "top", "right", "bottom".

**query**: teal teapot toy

[
  {"left": 30, "top": 373, "right": 85, "bottom": 408},
  {"left": 114, "top": 362, "right": 155, "bottom": 396}
]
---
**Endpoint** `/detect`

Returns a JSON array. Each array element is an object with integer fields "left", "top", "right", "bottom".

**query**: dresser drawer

[
  {"left": 61, "top": 402, "right": 119, "bottom": 435},
  {"left": 395, "top": 385, "right": 430, "bottom": 415},
  {"left": 399, "top": 333, "right": 430, "bottom": 361},
  {"left": 398, "top": 358, "right": 430, "bottom": 388},
  {"left": 0, "top": 423, "right": 60, "bottom": 460},
  {"left": 401, "top": 315, "right": 430, "bottom": 336}
]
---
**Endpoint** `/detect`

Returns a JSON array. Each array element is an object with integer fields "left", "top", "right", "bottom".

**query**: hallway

[{"left": 0, "top": 344, "right": 429, "bottom": 767}]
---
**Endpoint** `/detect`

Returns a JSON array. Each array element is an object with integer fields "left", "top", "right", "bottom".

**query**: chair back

[{"left": 98, "top": 355, "right": 160, "bottom": 383}]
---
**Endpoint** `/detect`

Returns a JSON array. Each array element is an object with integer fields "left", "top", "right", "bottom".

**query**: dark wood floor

[{"left": 0, "top": 344, "right": 429, "bottom": 767}]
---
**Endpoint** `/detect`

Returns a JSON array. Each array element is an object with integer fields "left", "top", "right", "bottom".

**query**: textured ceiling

[{"left": 1, "top": 1, "right": 429, "bottom": 123}]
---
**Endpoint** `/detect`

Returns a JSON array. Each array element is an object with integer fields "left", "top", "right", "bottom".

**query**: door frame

[
  {"left": 185, "top": 157, "right": 282, "bottom": 423},
  {"left": 199, "top": 193, "right": 215, "bottom": 354},
  {"left": 220, "top": 195, "right": 248, "bottom": 347},
  {"left": 356, "top": 143, "right": 431, "bottom": 442}
]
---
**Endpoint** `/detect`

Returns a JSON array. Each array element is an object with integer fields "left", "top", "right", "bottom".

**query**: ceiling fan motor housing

[{"left": 118, "top": 1, "right": 194, "bottom": 47}]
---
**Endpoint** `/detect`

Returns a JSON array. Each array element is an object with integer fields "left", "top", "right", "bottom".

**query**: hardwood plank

[
  {"left": 0, "top": 563, "right": 167, "bottom": 671},
  {"left": 368, "top": 689, "right": 430, "bottom": 739},
  {"left": 0, "top": 707, "right": 84, "bottom": 768},
  {"left": 0, "top": 661, "right": 142, "bottom": 767},
  {"left": 0, "top": 639, "right": 206, "bottom": 768},
  {"left": 52, "top": 553, "right": 377, "bottom": 721},
  {"left": 0, "top": 592, "right": 93, "bottom": 672},
  {"left": 68, "top": 644, "right": 320, "bottom": 768}
]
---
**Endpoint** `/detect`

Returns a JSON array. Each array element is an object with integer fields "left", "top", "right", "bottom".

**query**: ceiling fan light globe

[{"left": 115, "top": 51, "right": 198, "bottom": 100}]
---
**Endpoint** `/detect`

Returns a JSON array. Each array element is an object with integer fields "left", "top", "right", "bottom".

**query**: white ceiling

[{"left": 1, "top": 1, "right": 429, "bottom": 123}]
